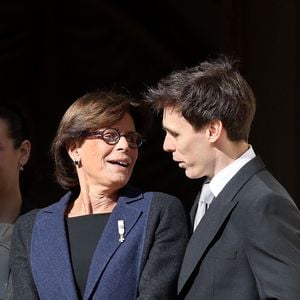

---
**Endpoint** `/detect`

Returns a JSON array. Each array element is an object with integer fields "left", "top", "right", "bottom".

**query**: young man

[{"left": 147, "top": 56, "right": 300, "bottom": 299}]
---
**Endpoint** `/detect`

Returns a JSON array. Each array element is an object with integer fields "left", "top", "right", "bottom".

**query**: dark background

[{"left": 1, "top": 0, "right": 299, "bottom": 210}]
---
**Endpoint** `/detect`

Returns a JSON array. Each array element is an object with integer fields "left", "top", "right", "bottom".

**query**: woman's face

[
  {"left": 72, "top": 113, "right": 139, "bottom": 192},
  {"left": 0, "top": 119, "right": 21, "bottom": 193}
]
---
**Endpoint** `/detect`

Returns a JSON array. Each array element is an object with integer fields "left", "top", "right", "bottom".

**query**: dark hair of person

[
  {"left": 0, "top": 103, "right": 35, "bottom": 205},
  {"left": 51, "top": 90, "right": 152, "bottom": 190},
  {"left": 0, "top": 104, "right": 30, "bottom": 148},
  {"left": 146, "top": 55, "right": 256, "bottom": 141}
]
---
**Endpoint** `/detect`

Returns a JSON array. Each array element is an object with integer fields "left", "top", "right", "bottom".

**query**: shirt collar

[{"left": 209, "top": 145, "right": 256, "bottom": 197}]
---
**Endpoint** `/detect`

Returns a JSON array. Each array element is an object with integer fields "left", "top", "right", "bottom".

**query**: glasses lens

[
  {"left": 126, "top": 132, "right": 143, "bottom": 148},
  {"left": 102, "top": 129, "right": 120, "bottom": 144},
  {"left": 97, "top": 128, "right": 143, "bottom": 148}
]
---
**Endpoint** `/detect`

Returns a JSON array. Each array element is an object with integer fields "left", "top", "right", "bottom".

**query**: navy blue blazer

[{"left": 10, "top": 186, "right": 189, "bottom": 299}]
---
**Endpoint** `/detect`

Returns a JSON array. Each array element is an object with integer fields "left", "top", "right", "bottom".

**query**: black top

[{"left": 66, "top": 213, "right": 110, "bottom": 298}]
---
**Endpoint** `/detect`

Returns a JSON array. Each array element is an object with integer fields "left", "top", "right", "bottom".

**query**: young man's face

[{"left": 162, "top": 106, "right": 214, "bottom": 179}]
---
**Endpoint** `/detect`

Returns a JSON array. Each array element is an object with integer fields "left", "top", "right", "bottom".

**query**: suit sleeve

[
  {"left": 244, "top": 194, "right": 300, "bottom": 299},
  {"left": 10, "top": 211, "right": 39, "bottom": 300},
  {"left": 137, "top": 194, "right": 189, "bottom": 300}
]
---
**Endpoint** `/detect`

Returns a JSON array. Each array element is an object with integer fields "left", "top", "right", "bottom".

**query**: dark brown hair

[
  {"left": 146, "top": 55, "right": 256, "bottom": 141},
  {"left": 51, "top": 90, "right": 151, "bottom": 190},
  {"left": 0, "top": 104, "right": 29, "bottom": 148}
]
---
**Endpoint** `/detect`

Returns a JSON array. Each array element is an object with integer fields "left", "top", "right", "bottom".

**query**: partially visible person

[
  {"left": 0, "top": 104, "right": 31, "bottom": 299},
  {"left": 146, "top": 56, "right": 300, "bottom": 299},
  {"left": 10, "top": 91, "right": 189, "bottom": 299}
]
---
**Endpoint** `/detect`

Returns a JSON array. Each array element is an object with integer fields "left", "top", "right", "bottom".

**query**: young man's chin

[{"left": 184, "top": 169, "right": 200, "bottom": 180}]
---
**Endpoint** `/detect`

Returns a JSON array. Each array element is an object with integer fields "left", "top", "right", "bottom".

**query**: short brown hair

[{"left": 51, "top": 90, "right": 150, "bottom": 190}]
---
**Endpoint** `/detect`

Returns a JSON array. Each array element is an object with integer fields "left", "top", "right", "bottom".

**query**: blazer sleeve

[
  {"left": 137, "top": 193, "right": 189, "bottom": 300},
  {"left": 244, "top": 193, "right": 300, "bottom": 299},
  {"left": 10, "top": 210, "right": 39, "bottom": 300}
]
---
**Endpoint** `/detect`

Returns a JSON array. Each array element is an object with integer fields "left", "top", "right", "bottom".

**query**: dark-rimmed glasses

[{"left": 82, "top": 128, "right": 143, "bottom": 148}]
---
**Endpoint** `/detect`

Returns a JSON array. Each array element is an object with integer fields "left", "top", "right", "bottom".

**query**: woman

[
  {"left": 0, "top": 105, "right": 31, "bottom": 299},
  {"left": 10, "top": 91, "right": 189, "bottom": 299}
]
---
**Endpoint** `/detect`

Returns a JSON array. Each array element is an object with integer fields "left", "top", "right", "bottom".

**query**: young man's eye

[{"left": 167, "top": 131, "right": 179, "bottom": 138}]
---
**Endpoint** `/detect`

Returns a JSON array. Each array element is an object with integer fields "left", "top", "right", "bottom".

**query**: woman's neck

[{"left": 67, "top": 188, "right": 118, "bottom": 217}]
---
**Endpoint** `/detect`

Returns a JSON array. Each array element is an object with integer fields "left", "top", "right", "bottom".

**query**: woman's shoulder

[
  {"left": 125, "top": 185, "right": 185, "bottom": 211},
  {"left": 150, "top": 190, "right": 180, "bottom": 201},
  {"left": 147, "top": 190, "right": 185, "bottom": 212},
  {"left": 144, "top": 190, "right": 188, "bottom": 235}
]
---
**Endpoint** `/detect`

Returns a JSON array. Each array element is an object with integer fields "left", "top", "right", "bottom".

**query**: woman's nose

[{"left": 116, "top": 136, "right": 130, "bottom": 150}]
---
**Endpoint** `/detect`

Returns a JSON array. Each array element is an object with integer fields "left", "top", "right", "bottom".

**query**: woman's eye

[{"left": 104, "top": 133, "right": 117, "bottom": 141}]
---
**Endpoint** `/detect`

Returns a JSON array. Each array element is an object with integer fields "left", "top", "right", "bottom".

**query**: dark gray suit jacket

[
  {"left": 10, "top": 186, "right": 189, "bottom": 299},
  {"left": 178, "top": 156, "right": 300, "bottom": 300}
]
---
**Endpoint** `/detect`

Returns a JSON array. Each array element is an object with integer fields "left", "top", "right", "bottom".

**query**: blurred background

[{"left": 1, "top": 0, "right": 299, "bottom": 210}]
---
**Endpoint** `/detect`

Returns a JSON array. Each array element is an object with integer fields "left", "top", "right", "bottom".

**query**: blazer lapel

[
  {"left": 32, "top": 192, "right": 78, "bottom": 300},
  {"left": 84, "top": 192, "right": 143, "bottom": 299},
  {"left": 178, "top": 156, "right": 265, "bottom": 293}
]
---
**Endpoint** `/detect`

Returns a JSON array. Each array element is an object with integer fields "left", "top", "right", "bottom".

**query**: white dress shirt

[
  {"left": 193, "top": 146, "right": 256, "bottom": 230},
  {"left": 209, "top": 146, "right": 256, "bottom": 198}
]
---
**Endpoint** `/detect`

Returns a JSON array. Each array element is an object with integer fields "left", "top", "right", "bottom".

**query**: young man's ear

[{"left": 207, "top": 120, "right": 223, "bottom": 142}]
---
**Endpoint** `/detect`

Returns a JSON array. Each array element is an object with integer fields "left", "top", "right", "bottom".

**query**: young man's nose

[{"left": 163, "top": 135, "right": 175, "bottom": 152}]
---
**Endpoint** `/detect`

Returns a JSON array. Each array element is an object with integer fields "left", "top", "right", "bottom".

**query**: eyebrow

[{"left": 163, "top": 126, "right": 178, "bottom": 136}]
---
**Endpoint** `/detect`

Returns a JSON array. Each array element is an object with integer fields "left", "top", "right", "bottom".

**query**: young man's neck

[{"left": 213, "top": 140, "right": 250, "bottom": 177}]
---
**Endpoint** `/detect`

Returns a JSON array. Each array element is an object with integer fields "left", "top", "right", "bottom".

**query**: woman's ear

[
  {"left": 67, "top": 141, "right": 82, "bottom": 168},
  {"left": 19, "top": 140, "right": 31, "bottom": 166},
  {"left": 207, "top": 120, "right": 223, "bottom": 143},
  {"left": 66, "top": 141, "right": 80, "bottom": 162}
]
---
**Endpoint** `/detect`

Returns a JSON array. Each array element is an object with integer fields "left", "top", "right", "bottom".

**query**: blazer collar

[
  {"left": 34, "top": 186, "right": 144, "bottom": 300},
  {"left": 84, "top": 188, "right": 144, "bottom": 299},
  {"left": 178, "top": 156, "right": 265, "bottom": 293}
]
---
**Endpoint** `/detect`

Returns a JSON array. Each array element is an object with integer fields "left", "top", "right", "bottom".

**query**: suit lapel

[
  {"left": 190, "top": 190, "right": 200, "bottom": 223},
  {"left": 32, "top": 192, "right": 78, "bottom": 300},
  {"left": 84, "top": 191, "right": 143, "bottom": 299},
  {"left": 178, "top": 156, "right": 265, "bottom": 293}
]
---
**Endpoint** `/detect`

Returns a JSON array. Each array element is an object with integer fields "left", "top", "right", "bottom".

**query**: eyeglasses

[{"left": 82, "top": 128, "right": 143, "bottom": 148}]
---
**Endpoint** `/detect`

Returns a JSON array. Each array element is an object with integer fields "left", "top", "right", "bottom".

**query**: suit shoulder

[
  {"left": 242, "top": 171, "right": 294, "bottom": 207},
  {"left": 15, "top": 209, "right": 40, "bottom": 231}
]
